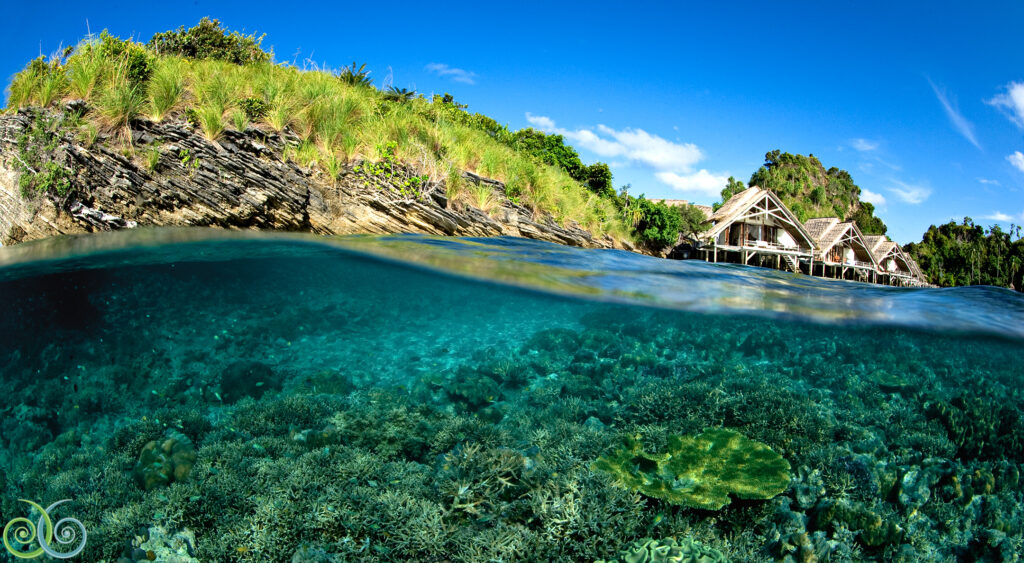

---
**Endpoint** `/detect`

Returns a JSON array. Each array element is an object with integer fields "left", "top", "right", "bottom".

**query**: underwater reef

[{"left": 0, "top": 249, "right": 1022, "bottom": 562}]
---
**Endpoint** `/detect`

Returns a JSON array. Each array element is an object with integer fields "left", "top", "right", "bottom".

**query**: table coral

[{"left": 593, "top": 428, "right": 791, "bottom": 510}]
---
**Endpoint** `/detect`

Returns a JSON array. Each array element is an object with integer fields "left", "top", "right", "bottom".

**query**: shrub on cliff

[
  {"left": 633, "top": 198, "right": 684, "bottom": 248},
  {"left": 147, "top": 18, "right": 270, "bottom": 65}
]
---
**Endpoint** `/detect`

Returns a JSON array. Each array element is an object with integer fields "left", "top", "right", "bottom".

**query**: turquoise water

[{"left": 0, "top": 229, "right": 1022, "bottom": 562}]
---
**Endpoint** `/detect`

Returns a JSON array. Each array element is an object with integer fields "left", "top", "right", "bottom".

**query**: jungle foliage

[
  {"left": 904, "top": 218, "right": 1024, "bottom": 291},
  {"left": 146, "top": 17, "right": 271, "bottom": 65},
  {"left": 739, "top": 150, "right": 888, "bottom": 235}
]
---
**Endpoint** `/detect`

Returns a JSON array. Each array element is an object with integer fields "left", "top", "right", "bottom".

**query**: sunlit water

[{"left": 0, "top": 229, "right": 1022, "bottom": 562}]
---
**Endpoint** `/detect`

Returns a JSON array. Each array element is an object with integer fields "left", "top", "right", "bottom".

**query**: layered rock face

[{"left": 0, "top": 108, "right": 625, "bottom": 250}]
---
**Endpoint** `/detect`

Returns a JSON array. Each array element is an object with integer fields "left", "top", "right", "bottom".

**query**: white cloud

[
  {"left": 523, "top": 113, "right": 704, "bottom": 172},
  {"left": 524, "top": 113, "right": 557, "bottom": 130},
  {"left": 986, "top": 82, "right": 1024, "bottom": 128},
  {"left": 851, "top": 138, "right": 879, "bottom": 152},
  {"left": 887, "top": 180, "right": 932, "bottom": 204},
  {"left": 927, "top": 78, "right": 981, "bottom": 149},
  {"left": 1008, "top": 151, "right": 1024, "bottom": 173},
  {"left": 978, "top": 178, "right": 1001, "bottom": 186},
  {"left": 655, "top": 170, "right": 729, "bottom": 197},
  {"left": 425, "top": 63, "right": 477, "bottom": 85},
  {"left": 983, "top": 211, "right": 1014, "bottom": 222},
  {"left": 861, "top": 188, "right": 886, "bottom": 206}
]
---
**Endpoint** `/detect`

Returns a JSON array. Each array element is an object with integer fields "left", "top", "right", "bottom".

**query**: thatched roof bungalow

[
  {"left": 864, "top": 235, "right": 924, "bottom": 286},
  {"left": 804, "top": 218, "right": 879, "bottom": 282},
  {"left": 698, "top": 187, "right": 817, "bottom": 272}
]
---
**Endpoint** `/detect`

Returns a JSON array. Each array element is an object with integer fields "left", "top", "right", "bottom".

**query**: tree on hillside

[
  {"left": 678, "top": 204, "right": 710, "bottom": 240},
  {"left": 583, "top": 162, "right": 615, "bottom": 198},
  {"left": 147, "top": 18, "right": 270, "bottom": 64},
  {"left": 720, "top": 176, "right": 747, "bottom": 204},
  {"left": 634, "top": 198, "right": 683, "bottom": 249},
  {"left": 508, "top": 128, "right": 585, "bottom": 180},
  {"left": 742, "top": 150, "right": 887, "bottom": 231},
  {"left": 904, "top": 218, "right": 1024, "bottom": 290}
]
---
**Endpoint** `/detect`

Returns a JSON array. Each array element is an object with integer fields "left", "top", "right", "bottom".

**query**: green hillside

[
  {"left": 3, "top": 19, "right": 665, "bottom": 244},
  {"left": 720, "top": 150, "right": 888, "bottom": 235}
]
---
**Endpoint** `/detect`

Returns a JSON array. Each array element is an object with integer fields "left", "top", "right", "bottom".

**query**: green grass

[
  {"left": 3, "top": 34, "right": 632, "bottom": 241},
  {"left": 147, "top": 57, "right": 186, "bottom": 120}
]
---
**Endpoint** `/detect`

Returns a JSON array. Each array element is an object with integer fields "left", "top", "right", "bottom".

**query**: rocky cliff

[{"left": 0, "top": 106, "right": 629, "bottom": 250}]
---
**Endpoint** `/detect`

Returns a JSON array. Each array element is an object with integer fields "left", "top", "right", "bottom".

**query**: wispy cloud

[
  {"left": 1008, "top": 151, "right": 1024, "bottom": 173},
  {"left": 425, "top": 63, "right": 477, "bottom": 85},
  {"left": 978, "top": 178, "right": 1001, "bottom": 186},
  {"left": 525, "top": 113, "right": 705, "bottom": 172},
  {"left": 927, "top": 78, "right": 981, "bottom": 149},
  {"left": 986, "top": 82, "right": 1024, "bottom": 129},
  {"left": 851, "top": 138, "right": 879, "bottom": 152},
  {"left": 982, "top": 211, "right": 1014, "bottom": 222},
  {"left": 861, "top": 188, "right": 886, "bottom": 206},
  {"left": 887, "top": 179, "right": 932, "bottom": 204},
  {"left": 655, "top": 170, "right": 730, "bottom": 198},
  {"left": 525, "top": 113, "right": 724, "bottom": 197}
]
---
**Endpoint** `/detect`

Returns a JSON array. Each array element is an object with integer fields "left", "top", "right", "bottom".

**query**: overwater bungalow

[
  {"left": 864, "top": 235, "right": 923, "bottom": 286},
  {"left": 804, "top": 218, "right": 879, "bottom": 282},
  {"left": 698, "top": 187, "right": 817, "bottom": 272}
]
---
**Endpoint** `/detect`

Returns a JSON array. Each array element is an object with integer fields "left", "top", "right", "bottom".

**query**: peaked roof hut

[
  {"left": 698, "top": 187, "right": 817, "bottom": 272},
  {"left": 804, "top": 218, "right": 879, "bottom": 281},
  {"left": 864, "top": 235, "right": 922, "bottom": 285}
]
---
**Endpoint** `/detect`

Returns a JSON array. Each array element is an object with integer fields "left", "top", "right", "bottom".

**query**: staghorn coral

[
  {"left": 595, "top": 536, "right": 726, "bottom": 563},
  {"left": 593, "top": 428, "right": 791, "bottom": 510}
]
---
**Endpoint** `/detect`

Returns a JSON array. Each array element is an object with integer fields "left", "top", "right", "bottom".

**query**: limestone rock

[{"left": 0, "top": 108, "right": 625, "bottom": 252}]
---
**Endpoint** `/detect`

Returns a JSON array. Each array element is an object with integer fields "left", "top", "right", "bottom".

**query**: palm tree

[
  {"left": 338, "top": 62, "right": 372, "bottom": 87},
  {"left": 384, "top": 86, "right": 416, "bottom": 103}
]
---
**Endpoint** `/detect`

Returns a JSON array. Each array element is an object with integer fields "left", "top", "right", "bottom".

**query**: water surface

[{"left": 0, "top": 229, "right": 1021, "bottom": 562}]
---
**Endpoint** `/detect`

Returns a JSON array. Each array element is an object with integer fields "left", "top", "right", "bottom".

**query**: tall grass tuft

[
  {"left": 6, "top": 56, "right": 68, "bottom": 109},
  {"left": 67, "top": 41, "right": 105, "bottom": 100},
  {"left": 96, "top": 70, "right": 145, "bottom": 131},
  {"left": 37, "top": 68, "right": 69, "bottom": 107},
  {"left": 322, "top": 143, "right": 344, "bottom": 182},
  {"left": 470, "top": 183, "right": 498, "bottom": 214},
  {"left": 147, "top": 58, "right": 186, "bottom": 120},
  {"left": 445, "top": 166, "right": 465, "bottom": 202},
  {"left": 230, "top": 109, "right": 247, "bottom": 132},
  {"left": 195, "top": 105, "right": 225, "bottom": 141}
]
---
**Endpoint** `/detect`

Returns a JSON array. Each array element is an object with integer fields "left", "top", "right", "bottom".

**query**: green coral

[
  {"left": 811, "top": 500, "right": 904, "bottom": 548},
  {"left": 928, "top": 394, "right": 1024, "bottom": 461},
  {"left": 596, "top": 537, "right": 726, "bottom": 563},
  {"left": 133, "top": 431, "right": 197, "bottom": 491},
  {"left": 593, "top": 428, "right": 791, "bottom": 510}
]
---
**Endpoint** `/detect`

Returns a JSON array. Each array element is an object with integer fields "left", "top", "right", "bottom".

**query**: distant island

[{"left": 1, "top": 19, "right": 1020, "bottom": 291}]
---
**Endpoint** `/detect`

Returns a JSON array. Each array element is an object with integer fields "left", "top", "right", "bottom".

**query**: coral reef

[
  {"left": 593, "top": 429, "right": 792, "bottom": 510},
  {"left": 133, "top": 431, "right": 197, "bottom": 491},
  {"left": 595, "top": 536, "right": 726, "bottom": 563},
  {"left": 0, "top": 244, "right": 1022, "bottom": 561}
]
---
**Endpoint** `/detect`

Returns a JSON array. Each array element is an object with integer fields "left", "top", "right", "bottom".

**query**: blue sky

[{"left": 3, "top": 1, "right": 1024, "bottom": 243}]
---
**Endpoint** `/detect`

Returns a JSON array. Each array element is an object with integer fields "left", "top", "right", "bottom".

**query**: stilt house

[
  {"left": 863, "top": 235, "right": 923, "bottom": 286},
  {"left": 804, "top": 218, "right": 879, "bottom": 282},
  {"left": 699, "top": 187, "right": 817, "bottom": 272}
]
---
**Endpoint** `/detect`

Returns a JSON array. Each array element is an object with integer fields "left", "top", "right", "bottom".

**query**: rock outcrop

[{"left": 0, "top": 107, "right": 629, "bottom": 250}]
